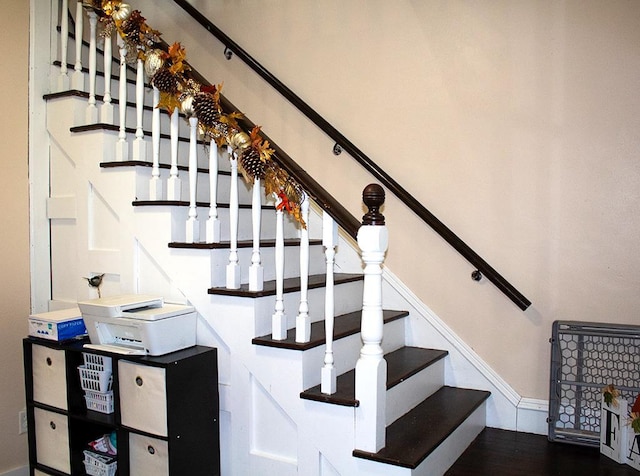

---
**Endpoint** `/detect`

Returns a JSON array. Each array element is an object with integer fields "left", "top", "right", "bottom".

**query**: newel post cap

[{"left": 362, "top": 184, "right": 385, "bottom": 226}]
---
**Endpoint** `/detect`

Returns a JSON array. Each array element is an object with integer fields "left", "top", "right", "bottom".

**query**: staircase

[{"left": 34, "top": 2, "right": 497, "bottom": 475}]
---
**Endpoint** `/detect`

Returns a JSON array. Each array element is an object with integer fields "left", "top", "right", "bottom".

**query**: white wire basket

[
  {"left": 78, "top": 365, "right": 113, "bottom": 392},
  {"left": 83, "top": 450, "right": 117, "bottom": 476},
  {"left": 84, "top": 390, "right": 115, "bottom": 414},
  {"left": 82, "top": 352, "right": 112, "bottom": 372}
]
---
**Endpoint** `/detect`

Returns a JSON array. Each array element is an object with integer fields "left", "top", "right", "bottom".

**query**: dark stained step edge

[
  {"left": 131, "top": 200, "right": 270, "bottom": 209},
  {"left": 352, "top": 386, "right": 491, "bottom": 469},
  {"left": 252, "top": 309, "right": 408, "bottom": 352},
  {"left": 168, "top": 238, "right": 322, "bottom": 249},
  {"left": 70, "top": 122, "right": 204, "bottom": 145},
  {"left": 101, "top": 160, "right": 231, "bottom": 176},
  {"left": 211, "top": 273, "right": 363, "bottom": 299},
  {"left": 300, "top": 347, "right": 448, "bottom": 407}
]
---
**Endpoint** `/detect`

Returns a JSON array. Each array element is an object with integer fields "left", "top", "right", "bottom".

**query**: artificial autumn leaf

[
  {"left": 201, "top": 84, "right": 217, "bottom": 95},
  {"left": 632, "top": 414, "right": 640, "bottom": 434},
  {"left": 167, "top": 42, "right": 190, "bottom": 75},
  {"left": 603, "top": 384, "right": 619, "bottom": 406},
  {"left": 156, "top": 91, "right": 182, "bottom": 115}
]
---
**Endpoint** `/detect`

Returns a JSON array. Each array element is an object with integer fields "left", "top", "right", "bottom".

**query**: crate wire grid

[
  {"left": 549, "top": 320, "right": 640, "bottom": 447},
  {"left": 82, "top": 352, "right": 112, "bottom": 372},
  {"left": 83, "top": 450, "right": 117, "bottom": 476},
  {"left": 79, "top": 365, "right": 113, "bottom": 393}
]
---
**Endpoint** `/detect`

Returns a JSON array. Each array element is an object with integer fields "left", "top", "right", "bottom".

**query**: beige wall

[
  {"left": 0, "top": 0, "right": 30, "bottom": 472},
  {"left": 139, "top": 0, "right": 640, "bottom": 400}
]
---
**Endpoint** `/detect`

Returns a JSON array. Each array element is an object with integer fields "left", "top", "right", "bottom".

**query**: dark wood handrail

[{"left": 172, "top": 0, "right": 531, "bottom": 311}]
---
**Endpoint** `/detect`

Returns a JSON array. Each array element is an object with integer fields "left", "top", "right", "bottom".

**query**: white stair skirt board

[{"left": 354, "top": 404, "right": 487, "bottom": 476}]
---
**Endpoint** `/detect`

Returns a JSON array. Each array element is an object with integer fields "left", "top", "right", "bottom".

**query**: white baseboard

[
  {"left": 1, "top": 466, "right": 28, "bottom": 476},
  {"left": 517, "top": 398, "right": 549, "bottom": 435}
]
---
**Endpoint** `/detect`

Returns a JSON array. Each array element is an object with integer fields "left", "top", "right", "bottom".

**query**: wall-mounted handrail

[{"left": 172, "top": 0, "right": 531, "bottom": 311}]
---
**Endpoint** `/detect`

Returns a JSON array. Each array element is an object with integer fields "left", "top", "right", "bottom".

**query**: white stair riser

[
  {"left": 167, "top": 206, "right": 304, "bottom": 242},
  {"left": 251, "top": 280, "right": 366, "bottom": 335},
  {"left": 209, "top": 245, "right": 327, "bottom": 287},
  {"left": 386, "top": 359, "right": 445, "bottom": 426},
  {"left": 300, "top": 317, "right": 406, "bottom": 390}
]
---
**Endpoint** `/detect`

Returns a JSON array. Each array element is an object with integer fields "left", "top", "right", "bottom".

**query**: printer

[{"left": 78, "top": 294, "right": 197, "bottom": 356}]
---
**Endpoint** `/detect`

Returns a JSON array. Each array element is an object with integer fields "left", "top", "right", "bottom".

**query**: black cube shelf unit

[{"left": 23, "top": 337, "right": 220, "bottom": 475}]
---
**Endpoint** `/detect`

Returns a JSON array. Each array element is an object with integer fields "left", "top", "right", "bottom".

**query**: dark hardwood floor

[{"left": 446, "top": 428, "right": 638, "bottom": 476}]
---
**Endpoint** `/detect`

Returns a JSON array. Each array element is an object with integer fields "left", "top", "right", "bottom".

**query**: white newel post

[
  {"left": 295, "top": 194, "right": 311, "bottom": 343},
  {"left": 167, "top": 108, "right": 181, "bottom": 199},
  {"left": 185, "top": 117, "right": 199, "bottom": 243},
  {"left": 57, "top": 0, "right": 70, "bottom": 91},
  {"left": 226, "top": 148, "right": 241, "bottom": 288},
  {"left": 132, "top": 58, "right": 147, "bottom": 161},
  {"left": 321, "top": 211, "right": 338, "bottom": 394},
  {"left": 85, "top": 10, "right": 98, "bottom": 123},
  {"left": 149, "top": 86, "right": 162, "bottom": 200},
  {"left": 355, "top": 184, "right": 388, "bottom": 452},
  {"left": 71, "top": 0, "right": 85, "bottom": 91},
  {"left": 115, "top": 36, "right": 128, "bottom": 162},
  {"left": 100, "top": 31, "right": 114, "bottom": 124},
  {"left": 249, "top": 177, "right": 264, "bottom": 291},
  {"left": 205, "top": 141, "right": 220, "bottom": 242},
  {"left": 272, "top": 196, "right": 287, "bottom": 340}
]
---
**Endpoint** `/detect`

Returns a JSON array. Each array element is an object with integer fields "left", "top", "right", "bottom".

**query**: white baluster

[
  {"left": 85, "top": 10, "right": 98, "bottom": 123},
  {"left": 166, "top": 108, "right": 181, "bottom": 200},
  {"left": 272, "top": 196, "right": 287, "bottom": 340},
  {"left": 149, "top": 86, "right": 162, "bottom": 200},
  {"left": 115, "top": 36, "right": 128, "bottom": 162},
  {"left": 226, "top": 148, "right": 241, "bottom": 288},
  {"left": 132, "top": 58, "right": 147, "bottom": 161},
  {"left": 100, "top": 30, "right": 114, "bottom": 124},
  {"left": 205, "top": 141, "right": 220, "bottom": 242},
  {"left": 57, "top": 0, "right": 70, "bottom": 91},
  {"left": 248, "top": 177, "right": 264, "bottom": 291},
  {"left": 295, "top": 194, "right": 311, "bottom": 343},
  {"left": 71, "top": 0, "right": 85, "bottom": 90},
  {"left": 354, "top": 184, "right": 388, "bottom": 452},
  {"left": 321, "top": 212, "right": 338, "bottom": 394},
  {"left": 185, "top": 117, "right": 199, "bottom": 243}
]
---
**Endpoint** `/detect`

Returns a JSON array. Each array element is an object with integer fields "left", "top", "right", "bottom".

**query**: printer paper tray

[{"left": 84, "top": 343, "right": 146, "bottom": 355}]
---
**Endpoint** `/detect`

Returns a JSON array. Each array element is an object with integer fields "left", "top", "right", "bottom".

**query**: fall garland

[{"left": 82, "top": 0, "right": 306, "bottom": 227}]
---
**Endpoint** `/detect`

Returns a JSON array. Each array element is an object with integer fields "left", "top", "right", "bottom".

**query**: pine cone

[
  {"left": 193, "top": 92, "right": 220, "bottom": 127},
  {"left": 239, "top": 148, "right": 266, "bottom": 180},
  {"left": 151, "top": 68, "right": 179, "bottom": 94},
  {"left": 121, "top": 10, "right": 144, "bottom": 39}
]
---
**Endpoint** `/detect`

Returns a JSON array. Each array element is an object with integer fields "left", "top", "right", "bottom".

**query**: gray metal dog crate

[{"left": 548, "top": 320, "right": 640, "bottom": 447}]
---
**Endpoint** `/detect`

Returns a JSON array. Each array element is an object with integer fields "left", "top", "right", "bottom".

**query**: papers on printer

[{"left": 78, "top": 294, "right": 196, "bottom": 356}]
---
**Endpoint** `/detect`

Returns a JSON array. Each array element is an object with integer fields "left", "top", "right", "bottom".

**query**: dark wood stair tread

[
  {"left": 352, "top": 386, "right": 491, "bottom": 469},
  {"left": 100, "top": 160, "right": 230, "bottom": 176},
  {"left": 132, "top": 200, "right": 268, "bottom": 209},
  {"left": 209, "top": 273, "right": 363, "bottom": 298},
  {"left": 168, "top": 238, "right": 322, "bottom": 249},
  {"left": 252, "top": 309, "right": 408, "bottom": 351},
  {"left": 300, "top": 346, "right": 449, "bottom": 406}
]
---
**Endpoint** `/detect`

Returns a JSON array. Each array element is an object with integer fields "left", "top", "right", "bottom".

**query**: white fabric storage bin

[
  {"left": 32, "top": 344, "right": 68, "bottom": 410},
  {"left": 34, "top": 407, "right": 70, "bottom": 474},
  {"left": 129, "top": 432, "right": 169, "bottom": 476},
  {"left": 118, "top": 360, "right": 168, "bottom": 436}
]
